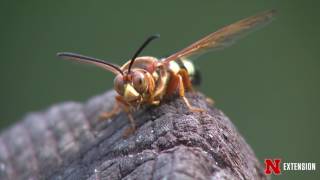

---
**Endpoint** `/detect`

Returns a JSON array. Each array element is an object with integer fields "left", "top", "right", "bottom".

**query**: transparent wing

[
  {"left": 57, "top": 52, "right": 123, "bottom": 75},
  {"left": 163, "top": 10, "right": 276, "bottom": 63}
]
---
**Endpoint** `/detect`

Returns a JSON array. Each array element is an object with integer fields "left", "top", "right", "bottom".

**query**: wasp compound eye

[
  {"left": 132, "top": 71, "right": 148, "bottom": 93},
  {"left": 114, "top": 74, "right": 125, "bottom": 95}
]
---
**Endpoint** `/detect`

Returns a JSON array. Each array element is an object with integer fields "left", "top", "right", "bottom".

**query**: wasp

[{"left": 58, "top": 10, "right": 275, "bottom": 133}]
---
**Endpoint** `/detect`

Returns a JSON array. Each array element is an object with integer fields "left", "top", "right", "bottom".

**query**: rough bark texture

[{"left": 0, "top": 91, "right": 266, "bottom": 180}]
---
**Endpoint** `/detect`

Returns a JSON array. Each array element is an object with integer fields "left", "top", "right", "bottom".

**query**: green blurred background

[{"left": 0, "top": 1, "right": 319, "bottom": 179}]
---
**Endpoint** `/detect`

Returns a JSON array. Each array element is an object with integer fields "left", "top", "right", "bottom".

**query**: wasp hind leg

[
  {"left": 178, "top": 69, "right": 194, "bottom": 92},
  {"left": 178, "top": 69, "right": 214, "bottom": 106},
  {"left": 177, "top": 74, "right": 205, "bottom": 113}
]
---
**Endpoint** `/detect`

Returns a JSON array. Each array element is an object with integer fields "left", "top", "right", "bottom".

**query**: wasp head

[
  {"left": 113, "top": 34, "right": 159, "bottom": 103},
  {"left": 114, "top": 70, "right": 151, "bottom": 102}
]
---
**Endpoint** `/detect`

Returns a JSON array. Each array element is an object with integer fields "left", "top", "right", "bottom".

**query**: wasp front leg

[
  {"left": 100, "top": 95, "right": 136, "bottom": 137},
  {"left": 100, "top": 95, "right": 123, "bottom": 120},
  {"left": 100, "top": 96, "right": 135, "bottom": 128},
  {"left": 122, "top": 109, "right": 136, "bottom": 138}
]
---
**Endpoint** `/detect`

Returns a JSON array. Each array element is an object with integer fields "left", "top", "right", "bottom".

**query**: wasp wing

[
  {"left": 163, "top": 10, "right": 276, "bottom": 63},
  {"left": 57, "top": 52, "right": 123, "bottom": 75}
]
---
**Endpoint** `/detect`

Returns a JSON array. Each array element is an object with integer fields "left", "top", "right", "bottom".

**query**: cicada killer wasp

[{"left": 58, "top": 10, "right": 275, "bottom": 134}]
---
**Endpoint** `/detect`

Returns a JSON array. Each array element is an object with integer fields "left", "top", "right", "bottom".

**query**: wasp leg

[
  {"left": 99, "top": 96, "right": 136, "bottom": 137},
  {"left": 147, "top": 93, "right": 160, "bottom": 106},
  {"left": 205, "top": 97, "right": 215, "bottom": 106},
  {"left": 178, "top": 69, "right": 193, "bottom": 91},
  {"left": 99, "top": 96, "right": 123, "bottom": 120},
  {"left": 177, "top": 74, "right": 205, "bottom": 112},
  {"left": 179, "top": 69, "right": 215, "bottom": 106},
  {"left": 123, "top": 106, "right": 136, "bottom": 130},
  {"left": 122, "top": 112, "right": 136, "bottom": 138},
  {"left": 152, "top": 64, "right": 169, "bottom": 100},
  {"left": 150, "top": 100, "right": 160, "bottom": 105},
  {"left": 115, "top": 97, "right": 136, "bottom": 137},
  {"left": 99, "top": 102, "right": 120, "bottom": 120}
]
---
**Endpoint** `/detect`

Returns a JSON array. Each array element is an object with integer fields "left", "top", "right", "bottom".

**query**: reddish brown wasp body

[{"left": 58, "top": 10, "right": 275, "bottom": 133}]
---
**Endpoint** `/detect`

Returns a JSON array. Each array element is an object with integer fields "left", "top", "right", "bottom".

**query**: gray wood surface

[{"left": 0, "top": 91, "right": 267, "bottom": 180}]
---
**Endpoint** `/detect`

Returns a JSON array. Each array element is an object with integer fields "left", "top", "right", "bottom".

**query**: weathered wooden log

[{"left": 0, "top": 91, "right": 266, "bottom": 180}]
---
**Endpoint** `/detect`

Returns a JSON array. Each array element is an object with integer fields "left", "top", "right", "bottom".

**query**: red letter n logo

[{"left": 264, "top": 159, "right": 281, "bottom": 175}]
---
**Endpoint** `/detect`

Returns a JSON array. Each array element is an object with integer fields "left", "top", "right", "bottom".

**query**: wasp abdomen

[{"left": 169, "top": 59, "right": 201, "bottom": 86}]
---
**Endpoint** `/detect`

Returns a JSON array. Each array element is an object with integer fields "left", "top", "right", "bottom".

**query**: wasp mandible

[{"left": 58, "top": 10, "right": 275, "bottom": 132}]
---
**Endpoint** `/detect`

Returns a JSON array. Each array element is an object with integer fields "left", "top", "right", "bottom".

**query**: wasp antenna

[
  {"left": 128, "top": 34, "right": 160, "bottom": 73},
  {"left": 57, "top": 52, "right": 123, "bottom": 75}
]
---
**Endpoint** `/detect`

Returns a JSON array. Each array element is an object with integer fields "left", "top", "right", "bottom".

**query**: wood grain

[{"left": 0, "top": 91, "right": 267, "bottom": 180}]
